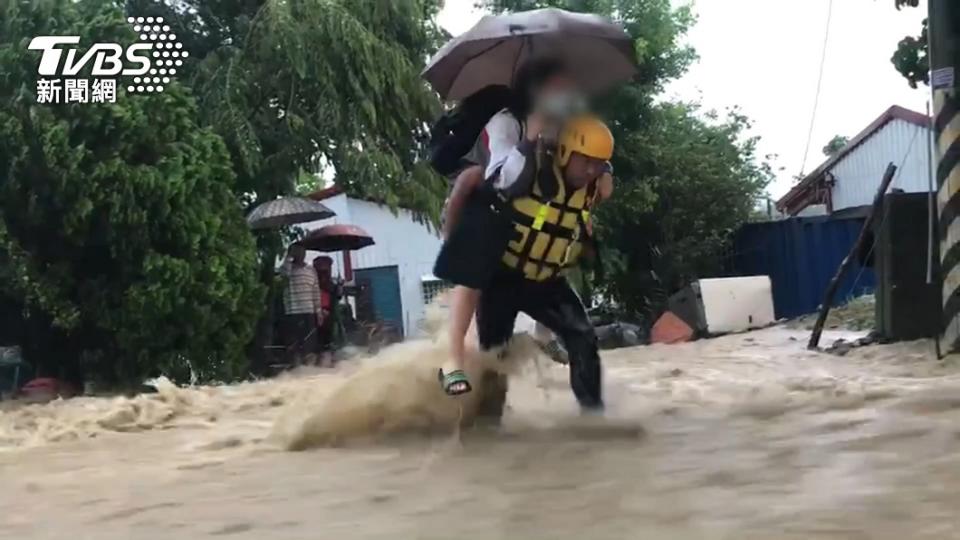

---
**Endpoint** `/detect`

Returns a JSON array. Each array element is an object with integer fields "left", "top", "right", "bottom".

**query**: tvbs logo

[{"left": 29, "top": 16, "right": 188, "bottom": 104}]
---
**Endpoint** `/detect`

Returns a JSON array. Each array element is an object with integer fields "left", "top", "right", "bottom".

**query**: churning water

[{"left": 1, "top": 314, "right": 959, "bottom": 539}]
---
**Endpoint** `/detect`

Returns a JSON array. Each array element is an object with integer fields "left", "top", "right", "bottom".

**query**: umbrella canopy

[
  {"left": 300, "top": 224, "right": 375, "bottom": 252},
  {"left": 422, "top": 8, "right": 636, "bottom": 101},
  {"left": 246, "top": 197, "right": 336, "bottom": 230}
]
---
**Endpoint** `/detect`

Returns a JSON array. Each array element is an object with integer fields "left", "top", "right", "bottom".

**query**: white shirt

[
  {"left": 480, "top": 110, "right": 530, "bottom": 192},
  {"left": 281, "top": 262, "right": 321, "bottom": 315}
]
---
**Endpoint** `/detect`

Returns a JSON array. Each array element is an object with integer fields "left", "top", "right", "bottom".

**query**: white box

[{"left": 697, "top": 276, "right": 775, "bottom": 334}]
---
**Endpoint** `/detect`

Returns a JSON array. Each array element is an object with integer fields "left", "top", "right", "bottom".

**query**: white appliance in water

[{"left": 696, "top": 276, "right": 776, "bottom": 334}]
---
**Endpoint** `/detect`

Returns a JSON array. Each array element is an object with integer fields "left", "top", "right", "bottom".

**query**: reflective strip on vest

[{"left": 532, "top": 204, "right": 549, "bottom": 231}]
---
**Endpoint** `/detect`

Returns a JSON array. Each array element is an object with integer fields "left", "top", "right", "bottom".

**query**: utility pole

[{"left": 931, "top": 0, "right": 960, "bottom": 352}]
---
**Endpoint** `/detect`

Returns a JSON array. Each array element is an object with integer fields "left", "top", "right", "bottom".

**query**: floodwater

[{"left": 2, "top": 322, "right": 960, "bottom": 540}]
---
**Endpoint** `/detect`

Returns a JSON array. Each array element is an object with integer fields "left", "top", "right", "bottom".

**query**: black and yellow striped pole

[{"left": 932, "top": 0, "right": 960, "bottom": 351}]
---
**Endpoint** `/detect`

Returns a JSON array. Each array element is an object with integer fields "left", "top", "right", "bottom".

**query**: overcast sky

[{"left": 437, "top": 0, "right": 930, "bottom": 199}]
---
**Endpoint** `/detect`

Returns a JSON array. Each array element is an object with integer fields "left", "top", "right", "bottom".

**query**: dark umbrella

[
  {"left": 299, "top": 224, "right": 375, "bottom": 252},
  {"left": 246, "top": 197, "right": 336, "bottom": 230},
  {"left": 422, "top": 8, "right": 636, "bottom": 101}
]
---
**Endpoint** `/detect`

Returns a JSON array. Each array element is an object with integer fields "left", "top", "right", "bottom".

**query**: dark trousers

[
  {"left": 317, "top": 315, "right": 335, "bottom": 351},
  {"left": 477, "top": 271, "right": 603, "bottom": 410},
  {"left": 280, "top": 313, "right": 318, "bottom": 362}
]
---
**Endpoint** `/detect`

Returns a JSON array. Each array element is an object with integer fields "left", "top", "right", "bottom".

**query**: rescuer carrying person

[{"left": 436, "top": 113, "right": 615, "bottom": 412}]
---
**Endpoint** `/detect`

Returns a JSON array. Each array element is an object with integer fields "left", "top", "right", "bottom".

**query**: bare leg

[
  {"left": 442, "top": 286, "right": 480, "bottom": 394},
  {"left": 438, "top": 165, "right": 484, "bottom": 395}
]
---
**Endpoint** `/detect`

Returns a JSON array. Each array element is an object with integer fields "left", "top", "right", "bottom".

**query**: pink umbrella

[{"left": 299, "top": 224, "right": 375, "bottom": 281}]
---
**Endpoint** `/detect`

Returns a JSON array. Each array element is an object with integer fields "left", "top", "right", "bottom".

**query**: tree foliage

[
  {"left": 890, "top": 0, "right": 928, "bottom": 88},
  {"left": 822, "top": 134, "right": 850, "bottom": 156},
  {"left": 121, "top": 0, "right": 452, "bottom": 367},
  {"left": 892, "top": 18, "right": 929, "bottom": 89},
  {"left": 126, "top": 0, "right": 448, "bottom": 223},
  {"left": 596, "top": 105, "right": 772, "bottom": 319},
  {"left": 485, "top": 0, "right": 771, "bottom": 320},
  {"left": 0, "top": 0, "right": 264, "bottom": 385}
]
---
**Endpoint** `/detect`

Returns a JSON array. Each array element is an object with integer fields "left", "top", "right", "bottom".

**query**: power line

[{"left": 799, "top": 0, "right": 835, "bottom": 177}]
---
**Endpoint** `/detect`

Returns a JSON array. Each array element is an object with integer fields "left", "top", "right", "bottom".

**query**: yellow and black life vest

[{"left": 501, "top": 155, "right": 597, "bottom": 281}]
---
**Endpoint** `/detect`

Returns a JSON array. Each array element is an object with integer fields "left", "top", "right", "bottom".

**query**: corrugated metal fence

[
  {"left": 729, "top": 217, "right": 875, "bottom": 319},
  {"left": 831, "top": 119, "right": 930, "bottom": 212}
]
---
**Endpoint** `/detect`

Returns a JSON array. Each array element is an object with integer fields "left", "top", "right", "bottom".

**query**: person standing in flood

[
  {"left": 313, "top": 255, "right": 340, "bottom": 367},
  {"left": 280, "top": 244, "right": 322, "bottom": 366}
]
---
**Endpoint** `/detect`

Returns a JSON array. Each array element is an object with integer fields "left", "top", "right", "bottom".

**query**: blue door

[{"left": 354, "top": 266, "right": 404, "bottom": 337}]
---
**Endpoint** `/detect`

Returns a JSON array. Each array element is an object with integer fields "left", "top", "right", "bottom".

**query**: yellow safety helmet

[{"left": 557, "top": 116, "right": 614, "bottom": 167}]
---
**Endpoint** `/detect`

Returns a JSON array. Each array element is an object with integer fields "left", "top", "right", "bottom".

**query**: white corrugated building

[
  {"left": 777, "top": 106, "right": 933, "bottom": 216},
  {"left": 298, "top": 186, "right": 444, "bottom": 339}
]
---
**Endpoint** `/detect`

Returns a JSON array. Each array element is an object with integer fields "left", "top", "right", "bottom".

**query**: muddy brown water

[{"left": 2, "top": 325, "right": 960, "bottom": 540}]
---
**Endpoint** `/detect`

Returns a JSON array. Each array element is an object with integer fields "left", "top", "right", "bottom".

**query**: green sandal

[{"left": 438, "top": 367, "right": 472, "bottom": 396}]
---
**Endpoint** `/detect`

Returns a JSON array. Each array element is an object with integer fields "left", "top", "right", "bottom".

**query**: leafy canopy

[
  {"left": 890, "top": 0, "right": 928, "bottom": 88},
  {"left": 822, "top": 135, "right": 850, "bottom": 157},
  {"left": 0, "top": 0, "right": 264, "bottom": 384},
  {"left": 127, "top": 0, "right": 449, "bottom": 222}
]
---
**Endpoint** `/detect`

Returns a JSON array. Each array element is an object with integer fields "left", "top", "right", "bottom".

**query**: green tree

[
  {"left": 485, "top": 0, "right": 771, "bottom": 321},
  {"left": 596, "top": 104, "right": 772, "bottom": 320},
  {"left": 0, "top": 0, "right": 264, "bottom": 385},
  {"left": 890, "top": 0, "right": 929, "bottom": 88},
  {"left": 822, "top": 134, "right": 849, "bottom": 156},
  {"left": 124, "top": 0, "right": 451, "bottom": 362},
  {"left": 126, "top": 0, "right": 448, "bottom": 221},
  {"left": 119, "top": 0, "right": 451, "bottom": 366}
]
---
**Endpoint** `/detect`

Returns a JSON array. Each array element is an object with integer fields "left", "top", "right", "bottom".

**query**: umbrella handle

[
  {"left": 508, "top": 35, "right": 532, "bottom": 86},
  {"left": 342, "top": 249, "right": 353, "bottom": 281}
]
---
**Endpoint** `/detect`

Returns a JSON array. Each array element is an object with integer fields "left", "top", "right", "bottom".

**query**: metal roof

[{"left": 776, "top": 105, "right": 929, "bottom": 214}]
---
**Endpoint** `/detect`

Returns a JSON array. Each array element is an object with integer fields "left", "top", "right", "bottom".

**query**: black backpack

[{"left": 428, "top": 85, "right": 514, "bottom": 177}]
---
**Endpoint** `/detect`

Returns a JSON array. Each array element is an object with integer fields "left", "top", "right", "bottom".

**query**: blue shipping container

[{"left": 729, "top": 217, "right": 875, "bottom": 319}]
